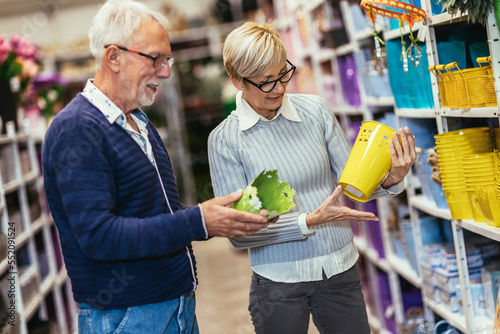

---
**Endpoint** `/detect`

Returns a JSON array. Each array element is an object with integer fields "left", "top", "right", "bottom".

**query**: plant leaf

[{"left": 232, "top": 169, "right": 296, "bottom": 219}]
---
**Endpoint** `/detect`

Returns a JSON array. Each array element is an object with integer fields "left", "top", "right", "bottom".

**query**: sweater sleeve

[
  {"left": 208, "top": 123, "right": 306, "bottom": 250},
  {"left": 318, "top": 97, "right": 403, "bottom": 199},
  {"left": 44, "top": 118, "right": 207, "bottom": 262}
]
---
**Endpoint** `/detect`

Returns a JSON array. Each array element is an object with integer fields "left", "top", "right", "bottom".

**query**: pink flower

[
  {"left": 20, "top": 59, "right": 39, "bottom": 78},
  {"left": 0, "top": 33, "right": 41, "bottom": 82},
  {"left": 0, "top": 34, "right": 12, "bottom": 64}
]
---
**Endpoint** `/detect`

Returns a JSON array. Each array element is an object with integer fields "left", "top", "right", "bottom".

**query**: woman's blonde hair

[{"left": 223, "top": 22, "right": 286, "bottom": 81}]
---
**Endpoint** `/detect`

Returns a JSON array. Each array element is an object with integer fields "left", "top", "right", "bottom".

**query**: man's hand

[
  {"left": 306, "top": 185, "right": 379, "bottom": 228},
  {"left": 201, "top": 189, "right": 270, "bottom": 239},
  {"left": 382, "top": 126, "right": 417, "bottom": 188}
]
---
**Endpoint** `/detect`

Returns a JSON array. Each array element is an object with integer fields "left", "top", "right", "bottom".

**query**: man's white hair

[{"left": 88, "top": 0, "right": 169, "bottom": 69}]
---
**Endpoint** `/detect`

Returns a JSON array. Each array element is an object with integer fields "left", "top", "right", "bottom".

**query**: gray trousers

[{"left": 249, "top": 264, "right": 370, "bottom": 334}]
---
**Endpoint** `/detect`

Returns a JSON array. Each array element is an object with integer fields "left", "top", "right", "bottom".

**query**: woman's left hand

[{"left": 382, "top": 126, "right": 417, "bottom": 189}]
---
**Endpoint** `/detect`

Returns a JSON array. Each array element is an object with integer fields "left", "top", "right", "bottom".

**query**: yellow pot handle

[{"left": 476, "top": 56, "right": 491, "bottom": 68}]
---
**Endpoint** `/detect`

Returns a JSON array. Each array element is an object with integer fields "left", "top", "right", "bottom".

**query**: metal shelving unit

[
  {"left": 0, "top": 121, "right": 76, "bottom": 333},
  {"left": 270, "top": 0, "right": 500, "bottom": 332}
]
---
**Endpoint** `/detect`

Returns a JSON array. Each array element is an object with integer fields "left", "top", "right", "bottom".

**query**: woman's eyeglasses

[{"left": 243, "top": 60, "right": 296, "bottom": 93}]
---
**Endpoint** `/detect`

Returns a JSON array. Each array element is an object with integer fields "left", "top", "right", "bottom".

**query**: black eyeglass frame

[
  {"left": 243, "top": 59, "right": 296, "bottom": 93},
  {"left": 104, "top": 44, "right": 174, "bottom": 69}
]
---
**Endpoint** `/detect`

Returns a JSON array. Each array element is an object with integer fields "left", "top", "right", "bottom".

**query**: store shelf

[
  {"left": 57, "top": 266, "right": 68, "bottom": 286},
  {"left": 409, "top": 195, "right": 452, "bottom": 220},
  {"left": 365, "top": 96, "right": 395, "bottom": 107},
  {"left": 425, "top": 298, "right": 467, "bottom": 332},
  {"left": 24, "top": 294, "right": 42, "bottom": 322},
  {"left": 355, "top": 237, "right": 390, "bottom": 272},
  {"left": 23, "top": 170, "right": 38, "bottom": 184},
  {"left": 0, "top": 135, "right": 11, "bottom": 146},
  {"left": 354, "top": 27, "right": 375, "bottom": 42},
  {"left": 315, "top": 49, "right": 336, "bottom": 63},
  {"left": 0, "top": 258, "right": 8, "bottom": 275},
  {"left": 333, "top": 106, "right": 365, "bottom": 115},
  {"left": 0, "top": 120, "right": 73, "bottom": 333},
  {"left": 3, "top": 178, "right": 21, "bottom": 194},
  {"left": 387, "top": 254, "right": 422, "bottom": 288},
  {"left": 367, "top": 313, "right": 392, "bottom": 334},
  {"left": 31, "top": 216, "right": 46, "bottom": 235},
  {"left": 275, "top": 16, "right": 294, "bottom": 30},
  {"left": 383, "top": 22, "right": 425, "bottom": 40},
  {"left": 439, "top": 107, "right": 499, "bottom": 118},
  {"left": 456, "top": 219, "right": 500, "bottom": 242},
  {"left": 16, "top": 231, "right": 30, "bottom": 248},
  {"left": 19, "top": 265, "right": 37, "bottom": 283},
  {"left": 272, "top": 1, "right": 500, "bottom": 333},
  {"left": 427, "top": 11, "right": 469, "bottom": 26},
  {"left": 41, "top": 274, "right": 56, "bottom": 297},
  {"left": 396, "top": 108, "right": 437, "bottom": 118},
  {"left": 425, "top": 297, "right": 494, "bottom": 334},
  {"left": 298, "top": 47, "right": 314, "bottom": 61},
  {"left": 304, "top": 0, "right": 324, "bottom": 12},
  {"left": 334, "top": 43, "right": 356, "bottom": 57}
]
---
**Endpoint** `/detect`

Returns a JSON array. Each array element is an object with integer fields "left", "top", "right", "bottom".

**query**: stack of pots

[
  {"left": 462, "top": 153, "right": 496, "bottom": 222},
  {"left": 435, "top": 127, "right": 493, "bottom": 220}
]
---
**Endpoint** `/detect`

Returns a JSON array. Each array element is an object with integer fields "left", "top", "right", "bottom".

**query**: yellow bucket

[{"left": 339, "top": 121, "right": 397, "bottom": 202}]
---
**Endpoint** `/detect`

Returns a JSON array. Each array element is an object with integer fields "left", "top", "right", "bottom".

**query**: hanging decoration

[{"left": 360, "top": 0, "right": 426, "bottom": 72}]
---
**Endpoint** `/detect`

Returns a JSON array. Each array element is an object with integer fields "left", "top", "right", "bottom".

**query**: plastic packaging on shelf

[
  {"left": 482, "top": 262, "right": 500, "bottom": 319},
  {"left": 353, "top": 49, "right": 392, "bottom": 99},
  {"left": 414, "top": 150, "right": 449, "bottom": 209},
  {"left": 424, "top": 243, "right": 448, "bottom": 268},
  {"left": 436, "top": 40, "right": 466, "bottom": 70},
  {"left": 398, "top": 219, "right": 418, "bottom": 272},
  {"left": 421, "top": 262, "right": 437, "bottom": 285},
  {"left": 349, "top": 4, "right": 372, "bottom": 32},
  {"left": 438, "top": 284, "right": 459, "bottom": 313},
  {"left": 435, "top": 267, "right": 460, "bottom": 292},
  {"left": 337, "top": 54, "right": 361, "bottom": 107},
  {"left": 455, "top": 282, "right": 487, "bottom": 316},
  {"left": 322, "top": 74, "right": 338, "bottom": 107},
  {"left": 439, "top": 246, "right": 483, "bottom": 272},
  {"left": 363, "top": 201, "right": 386, "bottom": 258},
  {"left": 386, "top": 39, "right": 434, "bottom": 109},
  {"left": 423, "top": 279, "right": 440, "bottom": 303},
  {"left": 376, "top": 270, "right": 397, "bottom": 333}
]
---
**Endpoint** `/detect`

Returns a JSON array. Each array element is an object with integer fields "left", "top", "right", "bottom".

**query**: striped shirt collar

[{"left": 234, "top": 91, "right": 302, "bottom": 131}]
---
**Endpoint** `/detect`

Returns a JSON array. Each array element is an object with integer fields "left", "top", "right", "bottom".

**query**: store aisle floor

[{"left": 193, "top": 238, "right": 320, "bottom": 334}]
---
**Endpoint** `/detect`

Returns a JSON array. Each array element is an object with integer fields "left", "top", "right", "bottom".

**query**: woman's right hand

[{"left": 306, "top": 185, "right": 379, "bottom": 228}]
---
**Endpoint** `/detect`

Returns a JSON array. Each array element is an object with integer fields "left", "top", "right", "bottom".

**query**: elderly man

[{"left": 42, "top": 0, "right": 270, "bottom": 332}]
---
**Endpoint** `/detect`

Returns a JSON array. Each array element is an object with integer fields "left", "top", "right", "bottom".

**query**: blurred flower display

[
  {"left": 0, "top": 34, "right": 42, "bottom": 92},
  {"left": 0, "top": 34, "right": 42, "bottom": 133},
  {"left": 31, "top": 71, "right": 68, "bottom": 120}
]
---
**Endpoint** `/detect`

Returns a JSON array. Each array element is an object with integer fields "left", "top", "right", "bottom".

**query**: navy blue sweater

[{"left": 42, "top": 94, "right": 207, "bottom": 310}]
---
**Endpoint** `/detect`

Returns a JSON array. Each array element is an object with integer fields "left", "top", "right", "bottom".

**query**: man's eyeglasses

[
  {"left": 104, "top": 44, "right": 175, "bottom": 70},
  {"left": 243, "top": 60, "right": 296, "bottom": 93}
]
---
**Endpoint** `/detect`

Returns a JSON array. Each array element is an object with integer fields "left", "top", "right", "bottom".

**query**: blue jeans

[{"left": 78, "top": 291, "right": 199, "bottom": 334}]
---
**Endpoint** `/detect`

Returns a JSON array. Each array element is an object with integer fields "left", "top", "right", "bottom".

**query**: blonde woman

[{"left": 208, "top": 22, "right": 416, "bottom": 333}]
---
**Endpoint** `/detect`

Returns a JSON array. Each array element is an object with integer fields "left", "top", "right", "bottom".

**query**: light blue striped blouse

[{"left": 208, "top": 92, "right": 403, "bottom": 282}]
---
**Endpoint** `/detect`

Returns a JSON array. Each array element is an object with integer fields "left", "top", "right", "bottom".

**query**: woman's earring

[{"left": 240, "top": 87, "right": 244, "bottom": 91}]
